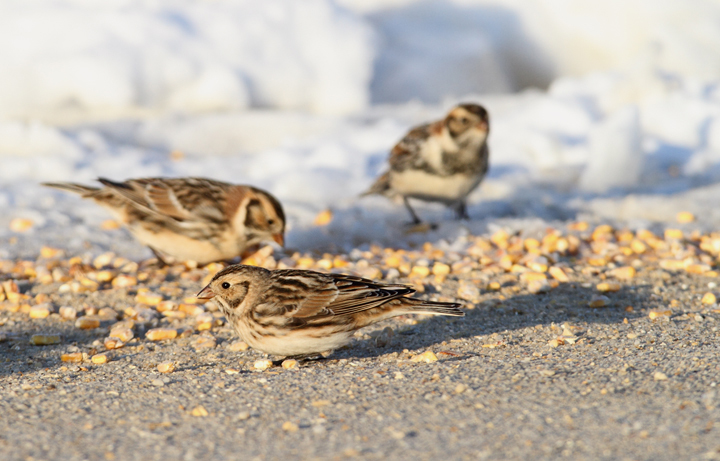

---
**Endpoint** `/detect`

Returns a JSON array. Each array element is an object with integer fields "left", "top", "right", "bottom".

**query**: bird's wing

[
  {"left": 143, "top": 181, "right": 196, "bottom": 220},
  {"left": 262, "top": 270, "right": 340, "bottom": 319},
  {"left": 99, "top": 177, "right": 228, "bottom": 225},
  {"left": 325, "top": 274, "right": 415, "bottom": 316},
  {"left": 387, "top": 122, "right": 439, "bottom": 171},
  {"left": 262, "top": 270, "right": 414, "bottom": 320}
]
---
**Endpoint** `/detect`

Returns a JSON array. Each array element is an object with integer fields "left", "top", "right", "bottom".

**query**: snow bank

[
  {"left": 579, "top": 106, "right": 643, "bottom": 192},
  {"left": 0, "top": 0, "right": 373, "bottom": 119},
  {"left": 4, "top": 0, "right": 720, "bottom": 116},
  {"left": 340, "top": 0, "right": 720, "bottom": 103},
  {"left": 3, "top": 1, "right": 720, "bottom": 258},
  {"left": 0, "top": 121, "right": 84, "bottom": 182},
  {"left": 4, "top": 65, "right": 720, "bottom": 258}
]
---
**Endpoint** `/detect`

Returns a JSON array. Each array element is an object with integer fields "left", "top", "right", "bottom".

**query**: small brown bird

[
  {"left": 43, "top": 177, "right": 285, "bottom": 265},
  {"left": 197, "top": 264, "right": 463, "bottom": 357},
  {"left": 364, "top": 103, "right": 490, "bottom": 223}
]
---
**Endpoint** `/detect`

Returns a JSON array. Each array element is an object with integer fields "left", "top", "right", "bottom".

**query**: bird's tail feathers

[
  {"left": 41, "top": 182, "right": 99, "bottom": 196},
  {"left": 405, "top": 299, "right": 464, "bottom": 317},
  {"left": 360, "top": 172, "right": 391, "bottom": 197},
  {"left": 97, "top": 177, "right": 132, "bottom": 190}
]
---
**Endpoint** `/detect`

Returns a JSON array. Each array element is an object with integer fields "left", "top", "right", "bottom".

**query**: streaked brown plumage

[
  {"left": 364, "top": 103, "right": 490, "bottom": 223},
  {"left": 43, "top": 177, "right": 285, "bottom": 265},
  {"left": 197, "top": 264, "right": 464, "bottom": 357}
]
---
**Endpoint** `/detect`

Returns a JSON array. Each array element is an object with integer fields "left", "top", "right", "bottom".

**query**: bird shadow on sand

[
  {"left": 330, "top": 282, "right": 652, "bottom": 362},
  {"left": 0, "top": 281, "right": 663, "bottom": 377}
]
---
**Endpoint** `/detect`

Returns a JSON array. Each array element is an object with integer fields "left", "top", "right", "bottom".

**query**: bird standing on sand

[
  {"left": 197, "top": 264, "right": 463, "bottom": 357},
  {"left": 43, "top": 177, "right": 285, "bottom": 265},
  {"left": 364, "top": 103, "right": 490, "bottom": 224}
]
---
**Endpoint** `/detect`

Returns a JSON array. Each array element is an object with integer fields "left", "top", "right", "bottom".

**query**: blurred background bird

[
  {"left": 43, "top": 177, "right": 285, "bottom": 265},
  {"left": 363, "top": 103, "right": 489, "bottom": 224},
  {"left": 197, "top": 264, "right": 463, "bottom": 357}
]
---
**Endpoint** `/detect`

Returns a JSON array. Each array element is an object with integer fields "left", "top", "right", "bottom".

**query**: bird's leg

[
  {"left": 454, "top": 201, "right": 470, "bottom": 220},
  {"left": 403, "top": 196, "right": 422, "bottom": 224},
  {"left": 271, "top": 353, "right": 326, "bottom": 367},
  {"left": 402, "top": 197, "right": 440, "bottom": 230},
  {"left": 148, "top": 247, "right": 171, "bottom": 267}
]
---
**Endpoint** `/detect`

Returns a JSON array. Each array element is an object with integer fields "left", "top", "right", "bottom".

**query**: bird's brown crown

[{"left": 445, "top": 103, "right": 489, "bottom": 137}]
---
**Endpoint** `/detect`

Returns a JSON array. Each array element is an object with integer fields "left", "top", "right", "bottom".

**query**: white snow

[
  {"left": 0, "top": 0, "right": 373, "bottom": 119},
  {"left": 2, "top": 0, "right": 720, "bottom": 260},
  {"left": 579, "top": 106, "right": 643, "bottom": 193}
]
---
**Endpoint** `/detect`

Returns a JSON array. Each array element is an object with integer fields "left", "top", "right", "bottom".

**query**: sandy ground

[{"left": 1, "top": 228, "right": 720, "bottom": 461}]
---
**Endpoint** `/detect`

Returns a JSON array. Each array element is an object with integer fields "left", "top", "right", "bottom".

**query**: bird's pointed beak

[
  {"left": 196, "top": 285, "right": 216, "bottom": 299},
  {"left": 272, "top": 233, "right": 285, "bottom": 246}
]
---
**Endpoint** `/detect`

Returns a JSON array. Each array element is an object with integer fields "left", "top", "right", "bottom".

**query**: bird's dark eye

[
  {"left": 460, "top": 117, "right": 469, "bottom": 124},
  {"left": 267, "top": 219, "right": 275, "bottom": 225},
  {"left": 221, "top": 282, "right": 231, "bottom": 289}
]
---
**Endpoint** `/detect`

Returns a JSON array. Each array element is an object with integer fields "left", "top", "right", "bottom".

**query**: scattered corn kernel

[
  {"left": 135, "top": 292, "right": 163, "bottom": 306},
  {"left": 30, "top": 334, "right": 61, "bottom": 346},
  {"left": 192, "top": 336, "right": 216, "bottom": 350},
  {"left": 596, "top": 282, "right": 621, "bottom": 292},
  {"left": 686, "top": 264, "right": 711, "bottom": 275},
  {"left": 108, "top": 327, "right": 133, "bottom": 343},
  {"left": 648, "top": 310, "right": 672, "bottom": 319},
  {"left": 196, "top": 312, "right": 214, "bottom": 331},
  {"left": 588, "top": 295, "right": 610, "bottom": 308},
  {"left": 409, "top": 265, "right": 430, "bottom": 279},
  {"left": 61, "top": 352, "right": 83, "bottom": 363},
  {"left": 75, "top": 317, "right": 100, "bottom": 330},
  {"left": 254, "top": 359, "right": 273, "bottom": 371},
  {"left": 178, "top": 304, "right": 204, "bottom": 316},
  {"left": 112, "top": 275, "right": 137, "bottom": 288},
  {"left": 145, "top": 328, "right": 177, "bottom": 341},
  {"left": 157, "top": 362, "right": 176, "bottom": 373},
  {"left": 664, "top": 229, "right": 683, "bottom": 240},
  {"left": 701, "top": 292, "right": 717, "bottom": 305},
  {"left": 520, "top": 272, "right": 547, "bottom": 283},
  {"left": 676, "top": 211, "right": 695, "bottom": 223},
  {"left": 608, "top": 266, "right": 636, "bottom": 280},
  {"left": 103, "top": 337, "right": 125, "bottom": 350},
  {"left": 313, "top": 209, "right": 333, "bottom": 226},
  {"left": 101, "top": 220, "right": 121, "bottom": 230},
  {"left": 527, "top": 279, "right": 551, "bottom": 294},
  {"left": 587, "top": 257, "right": 607, "bottom": 267},
  {"left": 227, "top": 341, "right": 249, "bottom": 352},
  {"left": 191, "top": 406, "right": 208, "bottom": 417},
  {"left": 432, "top": 262, "right": 451, "bottom": 276},
  {"left": 410, "top": 350, "right": 438, "bottom": 363},
  {"left": 548, "top": 266, "right": 569, "bottom": 282},
  {"left": 659, "top": 260, "right": 685, "bottom": 271},
  {"left": 10, "top": 218, "right": 33, "bottom": 232},
  {"left": 39, "top": 246, "right": 63, "bottom": 258},
  {"left": 282, "top": 421, "right": 299, "bottom": 432},
  {"left": 155, "top": 301, "right": 176, "bottom": 313},
  {"left": 91, "top": 353, "right": 108, "bottom": 364},
  {"left": 29, "top": 304, "right": 51, "bottom": 319}
]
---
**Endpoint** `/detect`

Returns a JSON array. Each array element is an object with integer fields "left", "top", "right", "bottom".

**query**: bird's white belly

[
  {"left": 390, "top": 169, "right": 482, "bottom": 202},
  {"left": 237, "top": 321, "right": 354, "bottom": 356},
  {"left": 130, "top": 226, "right": 240, "bottom": 264},
  {"left": 259, "top": 333, "right": 352, "bottom": 356}
]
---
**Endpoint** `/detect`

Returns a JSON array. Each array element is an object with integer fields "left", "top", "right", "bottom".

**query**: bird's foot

[
  {"left": 146, "top": 247, "right": 173, "bottom": 267},
  {"left": 271, "top": 353, "right": 328, "bottom": 367},
  {"left": 140, "top": 257, "right": 167, "bottom": 269},
  {"left": 404, "top": 221, "right": 438, "bottom": 234}
]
